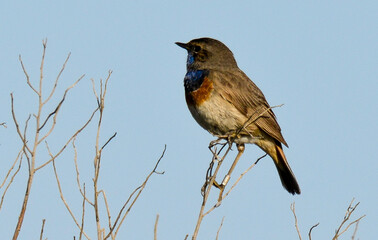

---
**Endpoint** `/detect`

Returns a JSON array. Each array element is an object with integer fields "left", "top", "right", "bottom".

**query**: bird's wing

[{"left": 211, "top": 69, "right": 288, "bottom": 147}]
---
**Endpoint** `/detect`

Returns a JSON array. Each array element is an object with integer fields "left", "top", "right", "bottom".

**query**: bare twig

[
  {"left": 192, "top": 144, "right": 233, "bottom": 239},
  {"left": 39, "top": 219, "right": 46, "bottom": 240},
  {"left": 52, "top": 157, "right": 90, "bottom": 240},
  {"left": 154, "top": 214, "right": 159, "bottom": 240},
  {"left": 221, "top": 153, "right": 266, "bottom": 199},
  {"left": 73, "top": 139, "right": 94, "bottom": 206},
  {"left": 38, "top": 74, "right": 85, "bottom": 133},
  {"left": 100, "top": 190, "right": 114, "bottom": 239},
  {"left": 19, "top": 55, "right": 38, "bottom": 95},
  {"left": 351, "top": 220, "right": 360, "bottom": 240},
  {"left": 101, "top": 132, "right": 117, "bottom": 150},
  {"left": 35, "top": 107, "right": 98, "bottom": 171},
  {"left": 0, "top": 122, "right": 6, "bottom": 128},
  {"left": 79, "top": 184, "right": 86, "bottom": 240},
  {"left": 308, "top": 223, "right": 319, "bottom": 240},
  {"left": 290, "top": 202, "right": 302, "bottom": 240},
  {"left": 215, "top": 217, "right": 225, "bottom": 240},
  {"left": 43, "top": 52, "right": 71, "bottom": 105},
  {"left": 92, "top": 72, "right": 113, "bottom": 240},
  {"left": 11, "top": 40, "right": 95, "bottom": 240},
  {"left": 1, "top": 148, "right": 23, "bottom": 189},
  {"left": 104, "top": 145, "right": 166, "bottom": 240},
  {"left": 332, "top": 199, "right": 365, "bottom": 240},
  {"left": 0, "top": 152, "right": 23, "bottom": 210},
  {"left": 203, "top": 154, "right": 267, "bottom": 217},
  {"left": 10, "top": 94, "right": 32, "bottom": 155}
]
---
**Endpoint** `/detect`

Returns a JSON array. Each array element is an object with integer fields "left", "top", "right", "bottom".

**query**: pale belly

[{"left": 187, "top": 93, "right": 260, "bottom": 144}]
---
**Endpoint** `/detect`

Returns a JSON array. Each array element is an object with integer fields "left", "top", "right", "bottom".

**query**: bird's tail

[
  {"left": 257, "top": 140, "right": 301, "bottom": 194},
  {"left": 274, "top": 144, "right": 301, "bottom": 194}
]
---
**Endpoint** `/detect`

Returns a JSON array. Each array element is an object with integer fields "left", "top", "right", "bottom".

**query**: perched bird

[{"left": 176, "top": 37, "right": 300, "bottom": 194}]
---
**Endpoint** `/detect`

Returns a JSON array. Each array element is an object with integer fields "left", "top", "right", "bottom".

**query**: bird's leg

[
  {"left": 217, "top": 143, "right": 245, "bottom": 201},
  {"left": 202, "top": 146, "right": 224, "bottom": 196},
  {"left": 209, "top": 136, "right": 228, "bottom": 149}
]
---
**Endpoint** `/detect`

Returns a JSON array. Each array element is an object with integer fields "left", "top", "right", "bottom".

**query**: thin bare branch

[
  {"left": 19, "top": 55, "right": 38, "bottom": 95},
  {"left": 238, "top": 104, "right": 284, "bottom": 135},
  {"left": 0, "top": 122, "right": 6, "bottom": 128},
  {"left": 51, "top": 157, "right": 90, "bottom": 240},
  {"left": 290, "top": 202, "right": 302, "bottom": 240},
  {"left": 104, "top": 145, "right": 166, "bottom": 240},
  {"left": 39, "top": 39, "right": 47, "bottom": 98},
  {"left": 39, "top": 219, "right": 46, "bottom": 240},
  {"left": 38, "top": 74, "right": 85, "bottom": 134},
  {"left": 154, "top": 214, "right": 159, "bottom": 240},
  {"left": 72, "top": 139, "right": 94, "bottom": 206},
  {"left": 215, "top": 217, "right": 225, "bottom": 240},
  {"left": 35, "top": 107, "right": 98, "bottom": 171},
  {"left": 99, "top": 190, "right": 114, "bottom": 239},
  {"left": 0, "top": 153, "right": 23, "bottom": 210},
  {"left": 101, "top": 132, "right": 117, "bottom": 151},
  {"left": 332, "top": 199, "right": 365, "bottom": 240},
  {"left": 79, "top": 184, "right": 86, "bottom": 240},
  {"left": 351, "top": 220, "right": 360, "bottom": 240},
  {"left": 91, "top": 78, "right": 100, "bottom": 107},
  {"left": 203, "top": 154, "right": 267, "bottom": 217},
  {"left": 10, "top": 93, "right": 32, "bottom": 154},
  {"left": 193, "top": 144, "right": 232, "bottom": 239},
  {"left": 308, "top": 223, "right": 319, "bottom": 240},
  {"left": 1, "top": 148, "right": 23, "bottom": 189},
  {"left": 43, "top": 52, "right": 72, "bottom": 105},
  {"left": 91, "top": 72, "right": 113, "bottom": 240}
]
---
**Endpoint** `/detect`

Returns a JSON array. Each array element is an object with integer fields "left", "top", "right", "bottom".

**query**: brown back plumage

[{"left": 212, "top": 69, "right": 288, "bottom": 147}]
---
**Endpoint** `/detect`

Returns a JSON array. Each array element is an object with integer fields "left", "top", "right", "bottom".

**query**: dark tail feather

[{"left": 274, "top": 144, "right": 301, "bottom": 195}]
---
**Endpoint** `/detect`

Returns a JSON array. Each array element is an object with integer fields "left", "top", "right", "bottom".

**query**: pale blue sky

[{"left": 1, "top": 1, "right": 377, "bottom": 239}]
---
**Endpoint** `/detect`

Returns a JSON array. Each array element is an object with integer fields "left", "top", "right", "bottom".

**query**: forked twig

[
  {"left": 203, "top": 154, "right": 267, "bottom": 217},
  {"left": 290, "top": 202, "right": 302, "bottom": 240},
  {"left": 0, "top": 151, "right": 23, "bottom": 210},
  {"left": 73, "top": 139, "right": 94, "bottom": 206},
  {"left": 192, "top": 143, "right": 233, "bottom": 239},
  {"left": 51, "top": 148, "right": 90, "bottom": 240},
  {"left": 35, "top": 107, "right": 98, "bottom": 172},
  {"left": 104, "top": 145, "right": 166, "bottom": 240},
  {"left": 332, "top": 199, "right": 365, "bottom": 240},
  {"left": 38, "top": 74, "right": 85, "bottom": 133}
]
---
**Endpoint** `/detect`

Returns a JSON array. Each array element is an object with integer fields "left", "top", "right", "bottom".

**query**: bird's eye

[{"left": 194, "top": 45, "right": 202, "bottom": 52}]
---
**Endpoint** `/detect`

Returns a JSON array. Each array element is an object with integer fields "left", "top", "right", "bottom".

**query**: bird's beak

[{"left": 175, "top": 42, "right": 190, "bottom": 50}]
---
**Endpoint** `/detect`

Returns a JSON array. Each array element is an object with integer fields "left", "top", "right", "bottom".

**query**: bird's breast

[{"left": 184, "top": 70, "right": 213, "bottom": 106}]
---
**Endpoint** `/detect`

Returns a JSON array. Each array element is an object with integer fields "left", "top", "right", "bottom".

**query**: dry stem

[
  {"left": 154, "top": 214, "right": 159, "bottom": 240},
  {"left": 332, "top": 198, "right": 365, "bottom": 240},
  {"left": 39, "top": 219, "right": 46, "bottom": 240},
  {"left": 215, "top": 217, "right": 225, "bottom": 240},
  {"left": 290, "top": 202, "right": 302, "bottom": 240},
  {"left": 11, "top": 40, "right": 90, "bottom": 240}
]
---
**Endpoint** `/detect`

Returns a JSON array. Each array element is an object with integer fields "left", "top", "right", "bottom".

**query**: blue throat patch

[
  {"left": 187, "top": 53, "right": 195, "bottom": 66},
  {"left": 184, "top": 70, "right": 208, "bottom": 92}
]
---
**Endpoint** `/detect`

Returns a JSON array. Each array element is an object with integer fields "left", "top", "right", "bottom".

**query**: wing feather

[{"left": 211, "top": 69, "right": 288, "bottom": 147}]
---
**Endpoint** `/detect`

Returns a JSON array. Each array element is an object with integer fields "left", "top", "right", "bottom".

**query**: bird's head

[{"left": 176, "top": 38, "right": 238, "bottom": 71}]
